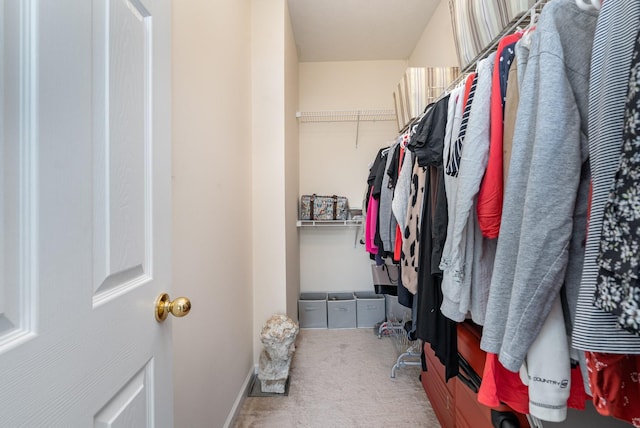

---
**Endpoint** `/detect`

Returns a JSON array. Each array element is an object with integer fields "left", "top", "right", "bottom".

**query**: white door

[{"left": 0, "top": 0, "right": 177, "bottom": 426}]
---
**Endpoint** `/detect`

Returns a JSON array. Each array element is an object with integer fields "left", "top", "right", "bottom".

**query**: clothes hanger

[
  {"left": 575, "top": 0, "right": 601, "bottom": 11},
  {"left": 520, "top": 7, "right": 538, "bottom": 47}
]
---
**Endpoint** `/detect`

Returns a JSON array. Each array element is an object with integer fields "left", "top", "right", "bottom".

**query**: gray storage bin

[
  {"left": 385, "top": 294, "right": 411, "bottom": 322},
  {"left": 298, "top": 293, "right": 328, "bottom": 328},
  {"left": 354, "top": 292, "right": 385, "bottom": 328},
  {"left": 327, "top": 292, "right": 356, "bottom": 329}
]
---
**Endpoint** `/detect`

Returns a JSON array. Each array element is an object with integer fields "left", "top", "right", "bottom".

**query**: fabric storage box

[
  {"left": 327, "top": 292, "right": 356, "bottom": 329},
  {"left": 354, "top": 292, "right": 385, "bottom": 328},
  {"left": 385, "top": 294, "right": 411, "bottom": 322},
  {"left": 298, "top": 293, "right": 328, "bottom": 329},
  {"left": 300, "top": 194, "right": 348, "bottom": 220}
]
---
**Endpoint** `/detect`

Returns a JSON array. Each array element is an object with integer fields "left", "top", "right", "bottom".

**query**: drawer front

[
  {"left": 424, "top": 342, "right": 453, "bottom": 388},
  {"left": 422, "top": 369, "right": 455, "bottom": 428},
  {"left": 455, "top": 377, "right": 493, "bottom": 428},
  {"left": 457, "top": 321, "right": 485, "bottom": 377},
  {"left": 422, "top": 343, "right": 456, "bottom": 428}
]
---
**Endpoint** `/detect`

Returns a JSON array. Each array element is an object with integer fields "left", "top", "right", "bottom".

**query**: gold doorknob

[{"left": 155, "top": 293, "right": 191, "bottom": 322}]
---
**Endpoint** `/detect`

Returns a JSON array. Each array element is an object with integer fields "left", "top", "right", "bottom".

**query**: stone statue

[{"left": 258, "top": 314, "right": 299, "bottom": 393}]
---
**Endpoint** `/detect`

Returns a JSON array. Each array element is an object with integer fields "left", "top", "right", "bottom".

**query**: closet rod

[
  {"left": 296, "top": 109, "right": 396, "bottom": 123},
  {"left": 439, "top": 0, "right": 551, "bottom": 100}
]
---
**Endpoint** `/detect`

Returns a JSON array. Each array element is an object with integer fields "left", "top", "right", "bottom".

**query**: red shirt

[{"left": 476, "top": 32, "right": 523, "bottom": 239}]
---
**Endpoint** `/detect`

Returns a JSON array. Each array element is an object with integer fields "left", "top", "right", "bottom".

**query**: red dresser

[{"left": 421, "top": 321, "right": 530, "bottom": 428}]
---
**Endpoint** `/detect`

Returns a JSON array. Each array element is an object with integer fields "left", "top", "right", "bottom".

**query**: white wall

[
  {"left": 172, "top": 0, "right": 254, "bottom": 427},
  {"left": 285, "top": 1, "right": 301, "bottom": 317},
  {"left": 298, "top": 60, "right": 406, "bottom": 293},
  {"left": 409, "top": 0, "right": 459, "bottom": 67},
  {"left": 252, "top": 0, "right": 299, "bottom": 361}
]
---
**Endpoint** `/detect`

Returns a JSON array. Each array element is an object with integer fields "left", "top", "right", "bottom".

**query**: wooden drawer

[
  {"left": 457, "top": 321, "right": 485, "bottom": 377},
  {"left": 423, "top": 344, "right": 455, "bottom": 428},
  {"left": 423, "top": 341, "right": 452, "bottom": 387},
  {"left": 456, "top": 321, "right": 530, "bottom": 428},
  {"left": 455, "top": 377, "right": 493, "bottom": 428},
  {"left": 420, "top": 322, "right": 531, "bottom": 428}
]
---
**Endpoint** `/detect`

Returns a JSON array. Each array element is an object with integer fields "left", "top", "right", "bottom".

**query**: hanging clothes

[
  {"left": 359, "top": 1, "right": 640, "bottom": 422},
  {"left": 372, "top": 149, "right": 390, "bottom": 253},
  {"left": 439, "top": 83, "right": 465, "bottom": 321},
  {"left": 594, "top": 27, "right": 640, "bottom": 336},
  {"left": 378, "top": 141, "right": 400, "bottom": 256},
  {"left": 400, "top": 157, "right": 427, "bottom": 294},
  {"left": 502, "top": 54, "right": 520, "bottom": 183},
  {"left": 480, "top": 0, "right": 598, "bottom": 373},
  {"left": 365, "top": 148, "right": 388, "bottom": 255},
  {"left": 411, "top": 98, "right": 450, "bottom": 169},
  {"left": 586, "top": 352, "right": 640, "bottom": 426},
  {"left": 440, "top": 53, "right": 496, "bottom": 325},
  {"left": 392, "top": 147, "right": 414, "bottom": 238},
  {"left": 393, "top": 142, "right": 407, "bottom": 263},
  {"left": 572, "top": 0, "right": 640, "bottom": 354},
  {"left": 521, "top": 295, "right": 572, "bottom": 421},
  {"left": 446, "top": 74, "right": 477, "bottom": 177},
  {"left": 391, "top": 130, "right": 410, "bottom": 263},
  {"left": 416, "top": 172, "right": 459, "bottom": 381},
  {"left": 479, "top": 24, "right": 580, "bottom": 420},
  {"left": 476, "top": 32, "right": 523, "bottom": 239},
  {"left": 401, "top": 99, "right": 450, "bottom": 294},
  {"left": 409, "top": 96, "right": 460, "bottom": 382}
]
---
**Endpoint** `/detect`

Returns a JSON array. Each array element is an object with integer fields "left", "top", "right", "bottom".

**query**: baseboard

[{"left": 223, "top": 364, "right": 258, "bottom": 428}]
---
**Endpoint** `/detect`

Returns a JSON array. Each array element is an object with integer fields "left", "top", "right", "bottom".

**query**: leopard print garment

[{"left": 401, "top": 156, "right": 427, "bottom": 294}]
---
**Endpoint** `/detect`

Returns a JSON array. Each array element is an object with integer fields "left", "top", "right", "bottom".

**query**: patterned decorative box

[{"left": 300, "top": 194, "right": 348, "bottom": 220}]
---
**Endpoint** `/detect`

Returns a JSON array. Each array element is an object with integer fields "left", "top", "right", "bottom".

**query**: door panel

[
  {"left": 93, "top": 0, "right": 152, "bottom": 302},
  {"left": 94, "top": 362, "right": 154, "bottom": 428},
  {"left": 0, "top": 0, "right": 38, "bottom": 349},
  {"left": 0, "top": 0, "right": 173, "bottom": 425}
]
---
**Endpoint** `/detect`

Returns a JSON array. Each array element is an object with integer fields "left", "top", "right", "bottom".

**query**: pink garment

[{"left": 366, "top": 190, "right": 379, "bottom": 254}]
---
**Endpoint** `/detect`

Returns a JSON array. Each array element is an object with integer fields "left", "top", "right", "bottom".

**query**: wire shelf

[{"left": 296, "top": 109, "right": 397, "bottom": 123}]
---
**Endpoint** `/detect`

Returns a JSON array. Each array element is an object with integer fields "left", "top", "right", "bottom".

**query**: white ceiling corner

[{"left": 287, "top": 0, "right": 441, "bottom": 62}]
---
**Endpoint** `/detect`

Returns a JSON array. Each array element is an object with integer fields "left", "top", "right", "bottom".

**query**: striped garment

[
  {"left": 572, "top": 1, "right": 640, "bottom": 353},
  {"left": 594, "top": 28, "right": 640, "bottom": 336},
  {"left": 446, "top": 73, "right": 478, "bottom": 177},
  {"left": 449, "top": 0, "right": 535, "bottom": 69}
]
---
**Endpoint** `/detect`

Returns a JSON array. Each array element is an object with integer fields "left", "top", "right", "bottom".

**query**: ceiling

[{"left": 287, "top": 0, "right": 441, "bottom": 62}]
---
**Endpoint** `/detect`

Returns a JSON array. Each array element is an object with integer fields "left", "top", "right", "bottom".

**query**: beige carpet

[{"left": 233, "top": 328, "right": 441, "bottom": 428}]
